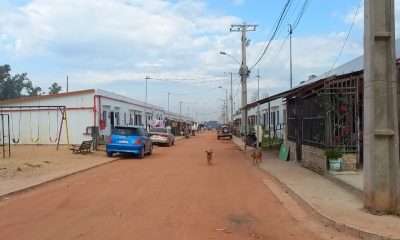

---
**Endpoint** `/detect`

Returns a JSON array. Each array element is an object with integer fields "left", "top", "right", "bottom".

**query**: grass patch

[
  {"left": 24, "top": 163, "right": 42, "bottom": 168},
  {"left": 261, "top": 137, "right": 283, "bottom": 150},
  {"left": 16, "top": 167, "right": 22, "bottom": 172},
  {"left": 43, "top": 161, "right": 51, "bottom": 164}
]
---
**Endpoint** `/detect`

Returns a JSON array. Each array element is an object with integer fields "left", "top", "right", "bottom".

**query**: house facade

[{"left": 0, "top": 89, "right": 193, "bottom": 145}]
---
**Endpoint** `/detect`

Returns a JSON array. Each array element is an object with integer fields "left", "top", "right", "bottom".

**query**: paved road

[{"left": 0, "top": 132, "right": 358, "bottom": 240}]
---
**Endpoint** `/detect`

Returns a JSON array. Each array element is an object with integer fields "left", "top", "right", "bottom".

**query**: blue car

[{"left": 106, "top": 126, "right": 153, "bottom": 159}]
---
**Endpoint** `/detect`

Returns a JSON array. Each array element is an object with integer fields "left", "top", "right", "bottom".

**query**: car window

[
  {"left": 150, "top": 128, "right": 167, "bottom": 133},
  {"left": 112, "top": 127, "right": 139, "bottom": 136}
]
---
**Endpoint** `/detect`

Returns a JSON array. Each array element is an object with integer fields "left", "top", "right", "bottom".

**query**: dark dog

[
  {"left": 251, "top": 149, "right": 262, "bottom": 165},
  {"left": 205, "top": 150, "right": 214, "bottom": 165}
]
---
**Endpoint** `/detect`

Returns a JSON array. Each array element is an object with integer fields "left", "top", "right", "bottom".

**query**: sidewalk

[{"left": 231, "top": 136, "right": 400, "bottom": 240}]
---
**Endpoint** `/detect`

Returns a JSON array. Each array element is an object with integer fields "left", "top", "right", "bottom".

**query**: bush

[{"left": 325, "top": 148, "right": 343, "bottom": 159}]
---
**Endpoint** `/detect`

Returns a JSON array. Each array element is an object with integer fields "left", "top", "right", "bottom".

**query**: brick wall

[
  {"left": 301, "top": 145, "right": 327, "bottom": 175},
  {"left": 287, "top": 140, "right": 297, "bottom": 162},
  {"left": 342, "top": 154, "right": 357, "bottom": 171}
]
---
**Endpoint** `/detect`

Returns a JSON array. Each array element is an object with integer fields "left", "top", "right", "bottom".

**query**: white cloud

[{"left": 233, "top": 0, "right": 245, "bottom": 6}]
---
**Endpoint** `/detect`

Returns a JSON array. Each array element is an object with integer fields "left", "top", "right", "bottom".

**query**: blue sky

[{"left": 0, "top": 0, "right": 395, "bottom": 121}]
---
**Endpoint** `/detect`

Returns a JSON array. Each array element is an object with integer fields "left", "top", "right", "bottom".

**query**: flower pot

[{"left": 329, "top": 158, "right": 343, "bottom": 172}]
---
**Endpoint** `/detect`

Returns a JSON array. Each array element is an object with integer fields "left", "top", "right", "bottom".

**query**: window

[
  {"left": 102, "top": 111, "right": 107, "bottom": 127},
  {"left": 283, "top": 109, "right": 287, "bottom": 124},
  {"left": 124, "top": 113, "right": 127, "bottom": 125},
  {"left": 115, "top": 112, "right": 120, "bottom": 125},
  {"left": 112, "top": 127, "right": 140, "bottom": 136},
  {"left": 277, "top": 110, "right": 280, "bottom": 124},
  {"left": 129, "top": 113, "right": 133, "bottom": 125}
]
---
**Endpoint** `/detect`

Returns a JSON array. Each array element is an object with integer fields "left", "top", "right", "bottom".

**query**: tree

[
  {"left": 0, "top": 64, "right": 42, "bottom": 100},
  {"left": 48, "top": 82, "right": 62, "bottom": 94}
]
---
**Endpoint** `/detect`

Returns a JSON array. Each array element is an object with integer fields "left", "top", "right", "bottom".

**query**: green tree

[
  {"left": 0, "top": 64, "right": 42, "bottom": 100},
  {"left": 48, "top": 82, "right": 62, "bottom": 94}
]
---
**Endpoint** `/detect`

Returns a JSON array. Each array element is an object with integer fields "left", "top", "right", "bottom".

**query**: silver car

[{"left": 149, "top": 127, "right": 175, "bottom": 146}]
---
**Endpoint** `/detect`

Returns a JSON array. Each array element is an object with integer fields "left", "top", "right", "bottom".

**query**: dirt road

[{"left": 0, "top": 132, "right": 357, "bottom": 240}]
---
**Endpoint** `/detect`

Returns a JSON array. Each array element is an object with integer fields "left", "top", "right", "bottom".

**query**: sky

[{"left": 0, "top": 0, "right": 398, "bottom": 121}]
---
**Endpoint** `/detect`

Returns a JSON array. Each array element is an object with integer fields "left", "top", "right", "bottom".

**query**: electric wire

[
  {"left": 252, "top": 0, "right": 294, "bottom": 63},
  {"left": 250, "top": 0, "right": 293, "bottom": 71},
  {"left": 250, "top": 0, "right": 312, "bottom": 71},
  {"left": 328, "top": 0, "right": 362, "bottom": 75}
]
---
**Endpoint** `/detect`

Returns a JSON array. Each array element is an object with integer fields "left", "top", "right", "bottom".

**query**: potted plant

[{"left": 325, "top": 148, "right": 344, "bottom": 171}]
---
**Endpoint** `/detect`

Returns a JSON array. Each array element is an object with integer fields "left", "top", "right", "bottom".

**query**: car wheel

[
  {"left": 167, "top": 140, "right": 172, "bottom": 147},
  {"left": 138, "top": 146, "right": 145, "bottom": 159},
  {"left": 106, "top": 152, "right": 113, "bottom": 157},
  {"left": 171, "top": 140, "right": 174, "bottom": 145},
  {"left": 230, "top": 136, "right": 232, "bottom": 140},
  {"left": 148, "top": 144, "right": 153, "bottom": 155}
]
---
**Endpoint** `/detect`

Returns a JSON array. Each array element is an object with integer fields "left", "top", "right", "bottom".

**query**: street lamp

[{"left": 220, "top": 51, "right": 241, "bottom": 65}]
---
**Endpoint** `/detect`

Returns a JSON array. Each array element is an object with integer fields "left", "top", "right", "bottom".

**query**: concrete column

[{"left": 364, "top": 0, "right": 400, "bottom": 213}]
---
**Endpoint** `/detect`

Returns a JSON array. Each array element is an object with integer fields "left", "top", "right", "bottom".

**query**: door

[
  {"left": 295, "top": 99, "right": 303, "bottom": 162},
  {"left": 110, "top": 112, "right": 115, "bottom": 129}
]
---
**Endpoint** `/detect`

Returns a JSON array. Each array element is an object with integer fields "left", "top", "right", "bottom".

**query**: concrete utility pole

[
  {"left": 257, "top": 69, "right": 261, "bottom": 149},
  {"left": 288, "top": 24, "right": 293, "bottom": 89},
  {"left": 145, "top": 76, "right": 150, "bottom": 130},
  {"left": 224, "top": 72, "right": 234, "bottom": 124},
  {"left": 167, "top": 92, "right": 170, "bottom": 126},
  {"left": 364, "top": 0, "right": 400, "bottom": 213},
  {"left": 230, "top": 23, "right": 257, "bottom": 135}
]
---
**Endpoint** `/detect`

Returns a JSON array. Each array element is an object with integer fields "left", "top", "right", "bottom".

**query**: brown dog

[
  {"left": 205, "top": 150, "right": 213, "bottom": 165},
  {"left": 251, "top": 149, "right": 262, "bottom": 165}
]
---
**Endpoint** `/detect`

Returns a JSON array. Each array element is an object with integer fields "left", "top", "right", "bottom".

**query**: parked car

[
  {"left": 149, "top": 127, "right": 175, "bottom": 146},
  {"left": 106, "top": 126, "right": 152, "bottom": 159},
  {"left": 217, "top": 124, "right": 233, "bottom": 139}
]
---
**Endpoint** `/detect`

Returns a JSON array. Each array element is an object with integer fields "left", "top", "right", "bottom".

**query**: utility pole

[
  {"left": 230, "top": 23, "right": 257, "bottom": 137},
  {"left": 256, "top": 69, "right": 261, "bottom": 149},
  {"left": 225, "top": 89, "right": 229, "bottom": 123},
  {"left": 66, "top": 76, "right": 69, "bottom": 93},
  {"left": 288, "top": 24, "right": 293, "bottom": 89},
  {"left": 167, "top": 92, "right": 170, "bottom": 127},
  {"left": 364, "top": 0, "right": 399, "bottom": 213},
  {"left": 145, "top": 76, "right": 150, "bottom": 130},
  {"left": 229, "top": 72, "right": 233, "bottom": 124},
  {"left": 180, "top": 101, "right": 182, "bottom": 120}
]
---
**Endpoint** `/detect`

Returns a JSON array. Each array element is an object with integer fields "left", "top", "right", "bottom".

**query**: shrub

[{"left": 325, "top": 148, "right": 343, "bottom": 159}]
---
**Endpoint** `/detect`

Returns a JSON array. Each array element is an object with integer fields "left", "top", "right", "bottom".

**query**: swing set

[
  {"left": 0, "top": 114, "right": 11, "bottom": 158},
  {"left": 0, "top": 106, "right": 70, "bottom": 151}
]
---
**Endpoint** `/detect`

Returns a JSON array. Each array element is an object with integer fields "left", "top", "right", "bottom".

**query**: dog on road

[
  {"left": 205, "top": 150, "right": 214, "bottom": 165},
  {"left": 251, "top": 149, "right": 262, "bottom": 165}
]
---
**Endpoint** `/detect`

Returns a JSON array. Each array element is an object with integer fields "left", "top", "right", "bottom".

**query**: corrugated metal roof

[{"left": 244, "top": 39, "right": 400, "bottom": 110}]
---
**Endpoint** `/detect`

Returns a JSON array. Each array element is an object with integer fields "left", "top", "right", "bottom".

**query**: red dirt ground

[{"left": 0, "top": 132, "right": 358, "bottom": 240}]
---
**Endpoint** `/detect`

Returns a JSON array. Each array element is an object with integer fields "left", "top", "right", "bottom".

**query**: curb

[
  {"left": 261, "top": 166, "right": 398, "bottom": 240},
  {"left": 325, "top": 171, "right": 363, "bottom": 199},
  {"left": 1, "top": 136, "right": 189, "bottom": 200},
  {"left": 232, "top": 138, "right": 399, "bottom": 240},
  {"left": 0, "top": 157, "right": 120, "bottom": 200}
]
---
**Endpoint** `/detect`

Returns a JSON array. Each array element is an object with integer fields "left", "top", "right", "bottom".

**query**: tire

[
  {"left": 147, "top": 144, "right": 153, "bottom": 155},
  {"left": 171, "top": 141, "right": 175, "bottom": 145},
  {"left": 167, "top": 141, "right": 172, "bottom": 147},
  {"left": 106, "top": 152, "right": 113, "bottom": 157},
  {"left": 138, "top": 146, "right": 145, "bottom": 159}
]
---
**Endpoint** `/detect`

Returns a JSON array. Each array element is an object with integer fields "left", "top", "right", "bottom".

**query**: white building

[{"left": 0, "top": 89, "right": 192, "bottom": 144}]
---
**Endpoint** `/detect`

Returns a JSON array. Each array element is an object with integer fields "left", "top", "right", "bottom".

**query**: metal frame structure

[
  {"left": 0, "top": 114, "right": 11, "bottom": 158},
  {"left": 0, "top": 106, "right": 70, "bottom": 150}
]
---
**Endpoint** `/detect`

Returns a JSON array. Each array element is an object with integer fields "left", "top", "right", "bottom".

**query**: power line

[
  {"left": 250, "top": 0, "right": 293, "bottom": 70},
  {"left": 252, "top": 0, "right": 294, "bottom": 63},
  {"left": 328, "top": 0, "right": 362, "bottom": 74},
  {"left": 149, "top": 76, "right": 227, "bottom": 85},
  {"left": 251, "top": 0, "right": 312, "bottom": 71}
]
